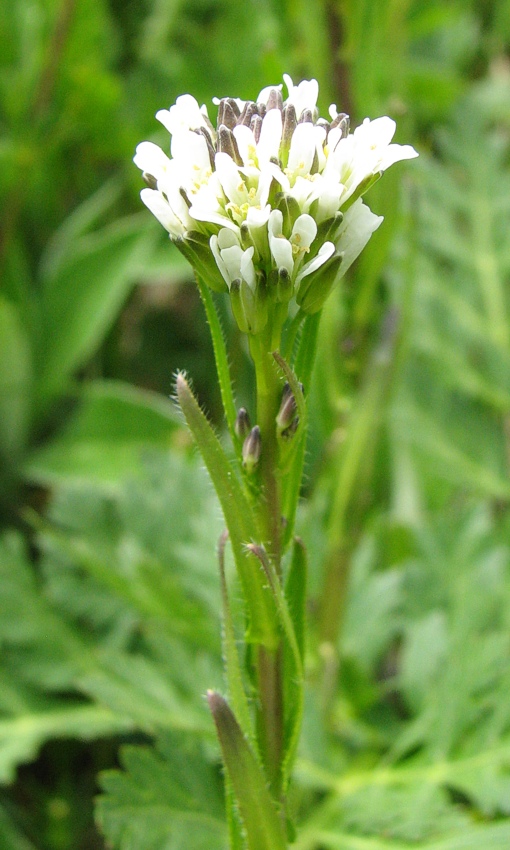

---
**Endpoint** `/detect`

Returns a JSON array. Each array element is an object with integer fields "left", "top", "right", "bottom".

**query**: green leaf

[
  {"left": 0, "top": 806, "right": 37, "bottom": 850},
  {"left": 25, "top": 380, "right": 179, "bottom": 488},
  {"left": 0, "top": 296, "right": 31, "bottom": 461},
  {"left": 302, "top": 822, "right": 510, "bottom": 850},
  {"left": 0, "top": 703, "right": 134, "bottom": 786},
  {"left": 37, "top": 215, "right": 156, "bottom": 405},
  {"left": 207, "top": 692, "right": 287, "bottom": 850},
  {"left": 97, "top": 732, "right": 226, "bottom": 850},
  {"left": 285, "top": 537, "right": 307, "bottom": 664},
  {"left": 176, "top": 373, "right": 279, "bottom": 648},
  {"left": 218, "top": 531, "right": 255, "bottom": 745}
]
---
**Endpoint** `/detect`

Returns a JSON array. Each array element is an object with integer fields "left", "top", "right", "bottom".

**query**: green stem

[
  {"left": 256, "top": 645, "right": 284, "bottom": 799},
  {"left": 249, "top": 322, "right": 286, "bottom": 801},
  {"left": 195, "top": 273, "right": 240, "bottom": 455},
  {"left": 249, "top": 330, "right": 283, "bottom": 567}
]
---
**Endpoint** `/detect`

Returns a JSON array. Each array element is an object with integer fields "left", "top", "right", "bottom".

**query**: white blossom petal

[
  {"left": 287, "top": 123, "right": 317, "bottom": 179},
  {"left": 157, "top": 95, "right": 210, "bottom": 135},
  {"left": 257, "top": 83, "right": 283, "bottom": 104},
  {"left": 215, "top": 152, "right": 249, "bottom": 205},
  {"left": 335, "top": 199, "right": 383, "bottom": 274},
  {"left": 140, "top": 189, "right": 184, "bottom": 237},
  {"left": 291, "top": 214, "right": 317, "bottom": 251},
  {"left": 133, "top": 142, "right": 171, "bottom": 179},
  {"left": 232, "top": 124, "right": 257, "bottom": 165},
  {"left": 284, "top": 75, "right": 319, "bottom": 117},
  {"left": 240, "top": 246, "right": 256, "bottom": 290},
  {"left": 268, "top": 210, "right": 293, "bottom": 272},
  {"left": 295, "top": 242, "right": 335, "bottom": 283}
]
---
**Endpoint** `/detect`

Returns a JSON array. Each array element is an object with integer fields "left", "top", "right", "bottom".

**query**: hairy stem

[{"left": 249, "top": 326, "right": 285, "bottom": 801}]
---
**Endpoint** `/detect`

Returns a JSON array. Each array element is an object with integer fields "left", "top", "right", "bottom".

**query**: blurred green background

[{"left": 2, "top": 1, "right": 510, "bottom": 848}]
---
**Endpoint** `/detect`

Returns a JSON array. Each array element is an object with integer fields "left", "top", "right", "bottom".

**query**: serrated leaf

[{"left": 97, "top": 732, "right": 226, "bottom": 850}]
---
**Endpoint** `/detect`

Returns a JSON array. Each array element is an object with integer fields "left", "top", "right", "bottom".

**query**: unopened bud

[
  {"left": 281, "top": 104, "right": 297, "bottom": 165},
  {"left": 217, "top": 98, "right": 239, "bottom": 130},
  {"left": 275, "top": 267, "right": 293, "bottom": 303},
  {"left": 276, "top": 381, "right": 303, "bottom": 437},
  {"left": 218, "top": 125, "right": 243, "bottom": 166},
  {"left": 230, "top": 276, "right": 268, "bottom": 335},
  {"left": 266, "top": 88, "right": 283, "bottom": 112},
  {"left": 238, "top": 101, "right": 258, "bottom": 127},
  {"left": 275, "top": 193, "right": 301, "bottom": 238},
  {"left": 235, "top": 407, "right": 251, "bottom": 440},
  {"left": 242, "top": 426, "right": 261, "bottom": 472},
  {"left": 330, "top": 112, "right": 350, "bottom": 139},
  {"left": 142, "top": 172, "right": 158, "bottom": 190}
]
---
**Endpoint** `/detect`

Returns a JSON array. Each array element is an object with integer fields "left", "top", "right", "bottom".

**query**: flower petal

[
  {"left": 140, "top": 189, "right": 184, "bottom": 237},
  {"left": 335, "top": 199, "right": 383, "bottom": 274},
  {"left": 295, "top": 241, "right": 335, "bottom": 283}
]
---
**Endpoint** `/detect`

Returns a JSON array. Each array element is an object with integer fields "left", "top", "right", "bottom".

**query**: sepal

[
  {"left": 230, "top": 276, "right": 268, "bottom": 335},
  {"left": 175, "top": 231, "right": 228, "bottom": 292}
]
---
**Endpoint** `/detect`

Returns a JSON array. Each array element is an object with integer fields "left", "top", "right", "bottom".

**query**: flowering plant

[{"left": 135, "top": 76, "right": 417, "bottom": 850}]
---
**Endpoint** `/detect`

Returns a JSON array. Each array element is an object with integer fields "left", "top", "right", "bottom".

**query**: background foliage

[{"left": 1, "top": 0, "right": 510, "bottom": 847}]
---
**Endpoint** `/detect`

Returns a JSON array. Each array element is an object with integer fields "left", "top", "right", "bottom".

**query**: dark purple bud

[
  {"left": 142, "top": 172, "right": 158, "bottom": 189},
  {"left": 282, "top": 104, "right": 297, "bottom": 150},
  {"left": 330, "top": 112, "right": 350, "bottom": 139},
  {"left": 242, "top": 426, "right": 261, "bottom": 472},
  {"left": 179, "top": 187, "right": 191, "bottom": 208},
  {"left": 250, "top": 114, "right": 262, "bottom": 144},
  {"left": 218, "top": 125, "right": 243, "bottom": 166},
  {"left": 316, "top": 118, "right": 330, "bottom": 133},
  {"left": 217, "top": 99, "right": 239, "bottom": 131},
  {"left": 194, "top": 127, "right": 215, "bottom": 169},
  {"left": 238, "top": 101, "right": 258, "bottom": 127},
  {"left": 235, "top": 407, "right": 251, "bottom": 440},
  {"left": 298, "top": 108, "right": 313, "bottom": 124},
  {"left": 266, "top": 88, "right": 283, "bottom": 112}
]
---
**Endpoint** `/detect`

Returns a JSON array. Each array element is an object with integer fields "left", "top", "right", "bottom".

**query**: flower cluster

[{"left": 135, "top": 75, "right": 417, "bottom": 328}]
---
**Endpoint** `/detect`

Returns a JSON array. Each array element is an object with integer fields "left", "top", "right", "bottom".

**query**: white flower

[
  {"left": 156, "top": 94, "right": 212, "bottom": 137},
  {"left": 135, "top": 75, "right": 418, "bottom": 322},
  {"left": 211, "top": 229, "right": 256, "bottom": 290},
  {"left": 283, "top": 74, "right": 319, "bottom": 118}
]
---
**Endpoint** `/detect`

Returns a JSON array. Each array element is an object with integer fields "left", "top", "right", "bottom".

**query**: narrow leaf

[
  {"left": 176, "top": 374, "right": 278, "bottom": 648},
  {"left": 207, "top": 692, "right": 287, "bottom": 850},
  {"left": 218, "top": 530, "right": 255, "bottom": 745},
  {"left": 285, "top": 537, "right": 307, "bottom": 664}
]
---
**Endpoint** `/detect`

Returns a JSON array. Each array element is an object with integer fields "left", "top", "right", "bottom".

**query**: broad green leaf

[
  {"left": 0, "top": 703, "right": 134, "bottom": 785},
  {"left": 97, "top": 732, "right": 226, "bottom": 850},
  {"left": 0, "top": 296, "right": 31, "bottom": 461},
  {"left": 25, "top": 379, "right": 179, "bottom": 488},
  {"left": 0, "top": 806, "right": 37, "bottom": 850},
  {"left": 298, "top": 822, "right": 510, "bottom": 850},
  {"left": 37, "top": 215, "right": 156, "bottom": 404}
]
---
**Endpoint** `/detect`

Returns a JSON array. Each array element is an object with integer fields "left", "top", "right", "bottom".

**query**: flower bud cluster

[{"left": 135, "top": 75, "right": 417, "bottom": 329}]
